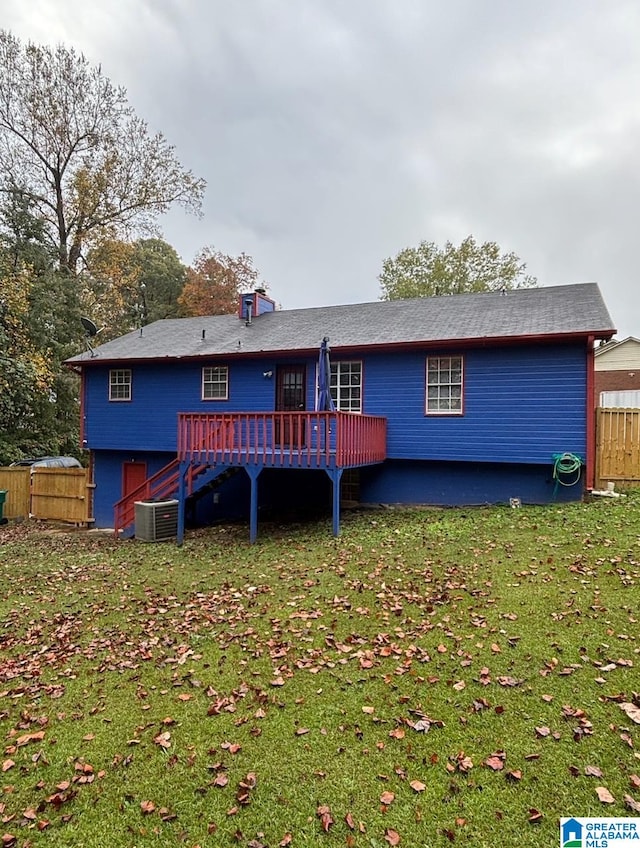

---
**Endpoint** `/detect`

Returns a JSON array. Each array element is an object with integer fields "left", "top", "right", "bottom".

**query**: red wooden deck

[
  {"left": 177, "top": 411, "right": 387, "bottom": 469},
  {"left": 114, "top": 412, "right": 386, "bottom": 538}
]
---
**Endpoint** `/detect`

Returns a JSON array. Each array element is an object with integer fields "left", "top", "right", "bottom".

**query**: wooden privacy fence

[
  {"left": 0, "top": 467, "right": 93, "bottom": 524},
  {"left": 596, "top": 408, "right": 640, "bottom": 488}
]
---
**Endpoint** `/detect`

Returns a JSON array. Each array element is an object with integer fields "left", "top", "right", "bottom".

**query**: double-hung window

[
  {"left": 330, "top": 361, "right": 362, "bottom": 413},
  {"left": 109, "top": 369, "right": 132, "bottom": 401},
  {"left": 202, "top": 366, "right": 229, "bottom": 400},
  {"left": 426, "top": 356, "right": 463, "bottom": 414}
]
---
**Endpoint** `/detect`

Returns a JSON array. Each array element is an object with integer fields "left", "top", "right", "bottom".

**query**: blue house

[{"left": 66, "top": 283, "right": 615, "bottom": 541}]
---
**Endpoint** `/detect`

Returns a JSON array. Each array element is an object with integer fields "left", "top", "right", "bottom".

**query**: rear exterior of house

[{"left": 66, "top": 283, "right": 616, "bottom": 538}]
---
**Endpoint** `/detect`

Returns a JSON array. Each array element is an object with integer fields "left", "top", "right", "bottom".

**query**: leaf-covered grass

[{"left": 0, "top": 497, "right": 639, "bottom": 847}]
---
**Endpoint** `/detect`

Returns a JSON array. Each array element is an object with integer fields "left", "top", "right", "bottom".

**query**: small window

[
  {"left": 426, "top": 356, "right": 463, "bottom": 414},
  {"left": 202, "top": 365, "right": 229, "bottom": 400},
  {"left": 109, "top": 369, "right": 132, "bottom": 401},
  {"left": 330, "top": 361, "right": 362, "bottom": 413}
]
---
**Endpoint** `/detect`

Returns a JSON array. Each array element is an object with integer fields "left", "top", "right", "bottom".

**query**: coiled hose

[{"left": 552, "top": 452, "right": 583, "bottom": 493}]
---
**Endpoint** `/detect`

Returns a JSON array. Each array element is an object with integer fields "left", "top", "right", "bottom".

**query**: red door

[
  {"left": 122, "top": 461, "right": 147, "bottom": 506},
  {"left": 276, "top": 365, "right": 306, "bottom": 446}
]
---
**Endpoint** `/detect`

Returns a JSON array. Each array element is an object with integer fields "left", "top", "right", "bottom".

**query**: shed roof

[{"left": 67, "top": 282, "right": 616, "bottom": 366}]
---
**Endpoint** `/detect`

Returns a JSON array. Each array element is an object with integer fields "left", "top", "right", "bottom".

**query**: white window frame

[
  {"left": 202, "top": 365, "right": 229, "bottom": 400},
  {"left": 330, "top": 361, "right": 362, "bottom": 413},
  {"left": 426, "top": 356, "right": 463, "bottom": 415},
  {"left": 109, "top": 369, "right": 132, "bottom": 402}
]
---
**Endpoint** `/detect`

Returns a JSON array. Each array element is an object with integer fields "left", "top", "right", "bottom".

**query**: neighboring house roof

[
  {"left": 595, "top": 336, "right": 640, "bottom": 356},
  {"left": 67, "top": 282, "right": 616, "bottom": 366}
]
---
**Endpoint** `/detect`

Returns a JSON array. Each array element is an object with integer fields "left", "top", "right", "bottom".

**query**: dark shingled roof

[{"left": 67, "top": 282, "right": 616, "bottom": 365}]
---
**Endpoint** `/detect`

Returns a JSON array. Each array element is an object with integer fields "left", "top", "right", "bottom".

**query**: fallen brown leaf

[
  {"left": 484, "top": 754, "right": 505, "bottom": 771},
  {"left": 585, "top": 765, "right": 603, "bottom": 777},
  {"left": 153, "top": 731, "right": 171, "bottom": 749},
  {"left": 621, "top": 702, "right": 640, "bottom": 724},
  {"left": 624, "top": 795, "right": 640, "bottom": 813},
  {"left": 316, "top": 804, "right": 333, "bottom": 832},
  {"left": 595, "top": 786, "right": 616, "bottom": 804}
]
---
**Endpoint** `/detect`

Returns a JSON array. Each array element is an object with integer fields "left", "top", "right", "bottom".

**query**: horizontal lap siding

[
  {"left": 84, "top": 342, "right": 587, "bottom": 466},
  {"left": 85, "top": 359, "right": 308, "bottom": 451},
  {"left": 362, "top": 343, "right": 587, "bottom": 464}
]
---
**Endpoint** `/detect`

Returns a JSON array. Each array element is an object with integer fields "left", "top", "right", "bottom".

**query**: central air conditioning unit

[{"left": 134, "top": 499, "right": 179, "bottom": 542}]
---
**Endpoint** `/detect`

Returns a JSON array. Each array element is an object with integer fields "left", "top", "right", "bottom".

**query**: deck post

[
  {"left": 245, "top": 466, "right": 262, "bottom": 543},
  {"left": 326, "top": 467, "right": 344, "bottom": 536},
  {"left": 177, "top": 461, "right": 189, "bottom": 546}
]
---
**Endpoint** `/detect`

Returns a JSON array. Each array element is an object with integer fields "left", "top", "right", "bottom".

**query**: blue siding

[
  {"left": 359, "top": 343, "right": 587, "bottom": 465},
  {"left": 85, "top": 358, "right": 317, "bottom": 452},
  {"left": 85, "top": 342, "right": 587, "bottom": 464}
]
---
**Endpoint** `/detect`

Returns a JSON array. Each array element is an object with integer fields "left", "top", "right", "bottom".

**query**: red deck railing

[{"left": 178, "top": 411, "right": 387, "bottom": 469}]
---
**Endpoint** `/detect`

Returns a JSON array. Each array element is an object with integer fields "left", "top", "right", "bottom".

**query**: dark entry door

[{"left": 276, "top": 365, "right": 306, "bottom": 446}]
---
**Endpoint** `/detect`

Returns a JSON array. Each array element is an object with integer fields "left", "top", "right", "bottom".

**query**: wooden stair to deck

[{"left": 113, "top": 459, "right": 237, "bottom": 537}]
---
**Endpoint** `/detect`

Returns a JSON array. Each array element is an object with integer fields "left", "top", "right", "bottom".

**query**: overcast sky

[{"left": 4, "top": 0, "right": 640, "bottom": 337}]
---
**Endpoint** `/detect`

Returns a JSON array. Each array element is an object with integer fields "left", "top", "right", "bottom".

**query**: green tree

[
  {"left": 0, "top": 30, "right": 205, "bottom": 274},
  {"left": 0, "top": 200, "right": 82, "bottom": 463},
  {"left": 82, "top": 237, "right": 187, "bottom": 339},
  {"left": 130, "top": 239, "right": 187, "bottom": 324},
  {"left": 179, "top": 248, "right": 266, "bottom": 317},
  {"left": 379, "top": 236, "right": 537, "bottom": 300}
]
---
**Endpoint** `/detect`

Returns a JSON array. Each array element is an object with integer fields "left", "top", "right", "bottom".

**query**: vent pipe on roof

[{"left": 244, "top": 297, "right": 253, "bottom": 326}]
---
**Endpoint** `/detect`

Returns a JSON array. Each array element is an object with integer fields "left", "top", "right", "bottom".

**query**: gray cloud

[{"left": 4, "top": 0, "right": 639, "bottom": 335}]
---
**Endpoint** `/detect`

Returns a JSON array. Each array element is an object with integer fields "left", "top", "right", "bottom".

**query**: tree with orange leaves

[{"left": 179, "top": 248, "right": 267, "bottom": 317}]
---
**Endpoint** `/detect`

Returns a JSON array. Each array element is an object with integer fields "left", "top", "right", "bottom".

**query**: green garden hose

[{"left": 552, "top": 452, "right": 583, "bottom": 494}]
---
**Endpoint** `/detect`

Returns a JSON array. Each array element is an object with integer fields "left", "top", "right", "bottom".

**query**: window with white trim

[
  {"left": 426, "top": 356, "right": 463, "bottom": 414},
  {"left": 202, "top": 366, "right": 229, "bottom": 400},
  {"left": 330, "top": 361, "right": 362, "bottom": 412},
  {"left": 109, "top": 369, "right": 132, "bottom": 401}
]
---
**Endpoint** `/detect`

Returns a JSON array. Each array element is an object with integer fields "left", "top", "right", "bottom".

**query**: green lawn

[{"left": 0, "top": 498, "right": 638, "bottom": 847}]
